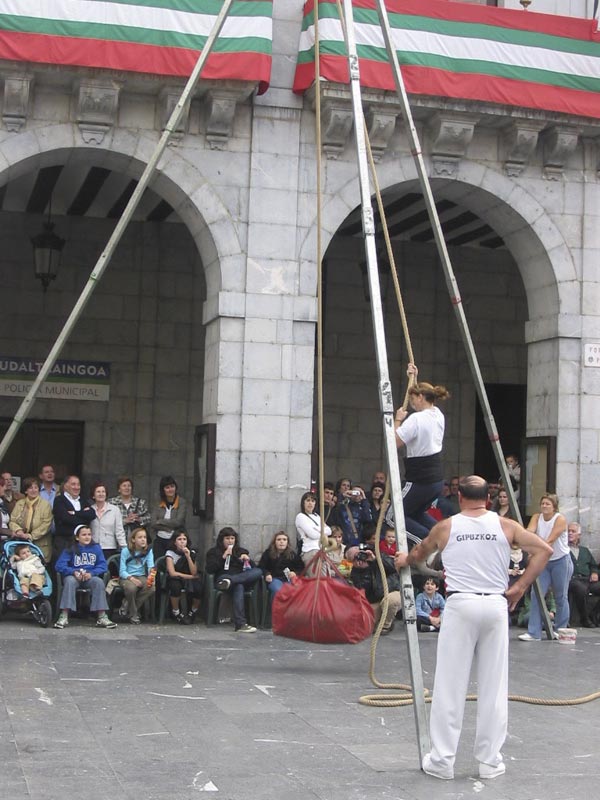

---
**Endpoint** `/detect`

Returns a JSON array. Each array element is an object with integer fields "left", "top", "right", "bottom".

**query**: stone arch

[
  {"left": 299, "top": 157, "right": 576, "bottom": 322},
  {"left": 0, "top": 123, "right": 245, "bottom": 299}
]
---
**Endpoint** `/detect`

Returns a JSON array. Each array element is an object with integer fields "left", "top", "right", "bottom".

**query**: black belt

[{"left": 446, "top": 591, "right": 500, "bottom": 597}]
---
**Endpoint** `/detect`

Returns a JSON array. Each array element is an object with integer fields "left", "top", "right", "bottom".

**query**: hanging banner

[
  {"left": 294, "top": 0, "right": 600, "bottom": 119},
  {"left": 0, "top": 357, "right": 111, "bottom": 402},
  {"left": 0, "top": 0, "right": 273, "bottom": 93}
]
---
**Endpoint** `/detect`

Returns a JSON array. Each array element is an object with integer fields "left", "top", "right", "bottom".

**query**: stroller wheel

[{"left": 37, "top": 599, "right": 53, "bottom": 628}]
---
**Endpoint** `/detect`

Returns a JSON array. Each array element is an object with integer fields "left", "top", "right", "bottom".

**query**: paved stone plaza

[{"left": 1, "top": 616, "right": 598, "bottom": 800}]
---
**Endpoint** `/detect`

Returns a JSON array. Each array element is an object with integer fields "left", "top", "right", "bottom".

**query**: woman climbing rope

[{"left": 394, "top": 363, "right": 450, "bottom": 546}]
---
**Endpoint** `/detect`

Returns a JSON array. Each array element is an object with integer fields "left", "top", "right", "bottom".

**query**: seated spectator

[
  {"left": 53, "top": 475, "right": 97, "bottom": 559},
  {"left": 258, "top": 531, "right": 303, "bottom": 596},
  {"left": 54, "top": 525, "right": 116, "bottom": 629},
  {"left": 416, "top": 577, "right": 445, "bottom": 632},
  {"left": 380, "top": 528, "right": 398, "bottom": 557},
  {"left": 119, "top": 527, "right": 156, "bottom": 624},
  {"left": 9, "top": 477, "right": 53, "bottom": 561},
  {"left": 205, "top": 527, "right": 262, "bottom": 633},
  {"left": 109, "top": 477, "right": 151, "bottom": 538},
  {"left": 90, "top": 481, "right": 127, "bottom": 560},
  {"left": 347, "top": 528, "right": 401, "bottom": 636},
  {"left": 165, "top": 530, "right": 202, "bottom": 625},
  {"left": 320, "top": 482, "right": 337, "bottom": 526},
  {"left": 323, "top": 525, "right": 345, "bottom": 565},
  {"left": 150, "top": 476, "right": 187, "bottom": 559},
  {"left": 335, "top": 482, "right": 372, "bottom": 547},
  {"left": 295, "top": 492, "right": 331, "bottom": 566},
  {"left": 568, "top": 522, "right": 600, "bottom": 627},
  {"left": 10, "top": 542, "right": 46, "bottom": 597}
]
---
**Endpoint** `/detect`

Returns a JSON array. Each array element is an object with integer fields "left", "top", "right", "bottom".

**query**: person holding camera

[
  {"left": 333, "top": 479, "right": 372, "bottom": 548},
  {"left": 347, "top": 524, "right": 401, "bottom": 636}
]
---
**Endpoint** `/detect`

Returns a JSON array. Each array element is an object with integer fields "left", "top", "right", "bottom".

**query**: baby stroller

[{"left": 0, "top": 540, "right": 53, "bottom": 627}]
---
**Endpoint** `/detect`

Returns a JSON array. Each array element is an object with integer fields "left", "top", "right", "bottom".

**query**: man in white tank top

[{"left": 395, "top": 476, "right": 552, "bottom": 781}]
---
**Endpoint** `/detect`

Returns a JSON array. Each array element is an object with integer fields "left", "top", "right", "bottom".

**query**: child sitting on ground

[
  {"left": 416, "top": 577, "right": 445, "bottom": 632},
  {"left": 54, "top": 525, "right": 116, "bottom": 629},
  {"left": 10, "top": 543, "right": 45, "bottom": 596}
]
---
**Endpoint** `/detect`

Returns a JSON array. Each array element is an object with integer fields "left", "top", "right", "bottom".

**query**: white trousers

[{"left": 429, "top": 593, "right": 508, "bottom": 771}]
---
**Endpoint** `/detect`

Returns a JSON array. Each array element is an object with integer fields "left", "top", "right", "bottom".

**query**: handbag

[{"left": 272, "top": 550, "right": 374, "bottom": 644}]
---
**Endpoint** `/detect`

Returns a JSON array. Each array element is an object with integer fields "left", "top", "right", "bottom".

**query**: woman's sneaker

[
  {"left": 96, "top": 613, "right": 117, "bottom": 629},
  {"left": 54, "top": 612, "right": 69, "bottom": 629},
  {"left": 235, "top": 624, "right": 257, "bottom": 633},
  {"left": 171, "top": 610, "right": 190, "bottom": 625},
  {"left": 129, "top": 615, "right": 141, "bottom": 625}
]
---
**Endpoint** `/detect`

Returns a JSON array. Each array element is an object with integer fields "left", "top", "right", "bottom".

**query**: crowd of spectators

[{"left": 0, "top": 459, "right": 598, "bottom": 637}]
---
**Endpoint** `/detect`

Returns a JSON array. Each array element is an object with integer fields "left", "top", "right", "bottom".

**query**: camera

[
  {"left": 355, "top": 543, "right": 372, "bottom": 562},
  {"left": 349, "top": 489, "right": 361, "bottom": 498}
]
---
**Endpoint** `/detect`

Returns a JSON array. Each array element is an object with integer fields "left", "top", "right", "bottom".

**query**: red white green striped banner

[
  {"left": 0, "top": 1, "right": 273, "bottom": 92},
  {"left": 294, "top": 0, "right": 600, "bottom": 120}
]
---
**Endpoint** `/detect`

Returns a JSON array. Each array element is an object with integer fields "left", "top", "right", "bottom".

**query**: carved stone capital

[
  {"left": 202, "top": 83, "right": 255, "bottom": 149},
  {"left": 75, "top": 79, "right": 121, "bottom": 144},
  {"left": 427, "top": 113, "right": 477, "bottom": 177},
  {"left": 2, "top": 73, "right": 33, "bottom": 132},
  {"left": 157, "top": 87, "right": 189, "bottom": 144},
  {"left": 305, "top": 84, "right": 354, "bottom": 159},
  {"left": 364, "top": 105, "right": 398, "bottom": 161},
  {"left": 501, "top": 120, "right": 545, "bottom": 177},
  {"left": 542, "top": 124, "right": 579, "bottom": 180}
]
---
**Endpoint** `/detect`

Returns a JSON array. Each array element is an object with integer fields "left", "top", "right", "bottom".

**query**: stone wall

[{"left": 0, "top": 211, "right": 206, "bottom": 544}]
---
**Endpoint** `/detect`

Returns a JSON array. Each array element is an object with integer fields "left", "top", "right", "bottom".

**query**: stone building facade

[{"left": 0, "top": 0, "right": 598, "bottom": 554}]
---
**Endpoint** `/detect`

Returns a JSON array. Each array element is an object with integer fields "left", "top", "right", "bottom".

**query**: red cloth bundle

[{"left": 272, "top": 551, "right": 374, "bottom": 644}]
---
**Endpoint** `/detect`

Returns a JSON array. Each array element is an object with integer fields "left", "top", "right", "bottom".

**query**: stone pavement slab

[{"left": 0, "top": 617, "right": 598, "bottom": 799}]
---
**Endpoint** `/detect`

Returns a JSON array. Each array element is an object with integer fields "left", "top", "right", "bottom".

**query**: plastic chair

[
  {"left": 261, "top": 577, "right": 274, "bottom": 629},
  {"left": 204, "top": 572, "right": 261, "bottom": 627}
]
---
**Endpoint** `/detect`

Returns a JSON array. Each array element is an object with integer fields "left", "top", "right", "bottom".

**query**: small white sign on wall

[{"left": 584, "top": 343, "right": 600, "bottom": 367}]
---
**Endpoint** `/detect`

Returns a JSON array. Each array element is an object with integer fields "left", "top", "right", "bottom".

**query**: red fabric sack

[{"left": 272, "top": 551, "right": 374, "bottom": 644}]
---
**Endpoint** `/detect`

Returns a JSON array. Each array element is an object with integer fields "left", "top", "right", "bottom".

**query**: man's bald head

[{"left": 459, "top": 476, "right": 489, "bottom": 502}]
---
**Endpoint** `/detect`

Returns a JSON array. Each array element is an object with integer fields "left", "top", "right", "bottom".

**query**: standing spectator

[
  {"left": 38, "top": 464, "right": 59, "bottom": 508},
  {"left": 150, "top": 476, "right": 187, "bottom": 559},
  {"left": 394, "top": 364, "right": 451, "bottom": 545},
  {"left": 90, "top": 481, "right": 126, "bottom": 560},
  {"left": 0, "top": 476, "right": 10, "bottom": 536},
  {"left": 518, "top": 493, "right": 571, "bottom": 642},
  {"left": 109, "top": 477, "right": 151, "bottom": 538},
  {"left": 295, "top": 492, "right": 331, "bottom": 565},
  {"left": 335, "top": 483, "right": 372, "bottom": 548},
  {"left": 492, "top": 488, "right": 514, "bottom": 520},
  {"left": 320, "top": 482, "right": 337, "bottom": 526},
  {"left": 1, "top": 471, "right": 23, "bottom": 513},
  {"left": 567, "top": 522, "right": 600, "bottom": 628},
  {"left": 53, "top": 475, "right": 96, "bottom": 559},
  {"left": 502, "top": 454, "right": 520, "bottom": 500},
  {"left": 369, "top": 481, "right": 389, "bottom": 522},
  {"left": 9, "top": 477, "right": 53, "bottom": 561},
  {"left": 38, "top": 463, "right": 59, "bottom": 535},
  {"left": 395, "top": 476, "right": 552, "bottom": 780}
]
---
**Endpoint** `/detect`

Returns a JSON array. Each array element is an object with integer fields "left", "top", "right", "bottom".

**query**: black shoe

[
  {"left": 216, "top": 578, "right": 231, "bottom": 591},
  {"left": 380, "top": 621, "right": 395, "bottom": 636}
]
